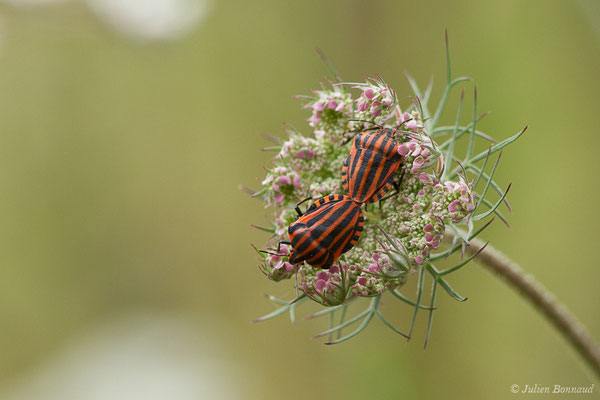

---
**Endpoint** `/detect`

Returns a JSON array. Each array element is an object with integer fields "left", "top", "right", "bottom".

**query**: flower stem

[{"left": 446, "top": 229, "right": 600, "bottom": 379}]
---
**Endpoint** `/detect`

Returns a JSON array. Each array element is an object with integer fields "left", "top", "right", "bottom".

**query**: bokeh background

[{"left": 0, "top": 0, "right": 598, "bottom": 399}]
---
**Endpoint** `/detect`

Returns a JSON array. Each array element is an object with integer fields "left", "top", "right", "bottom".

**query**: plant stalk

[{"left": 446, "top": 229, "right": 600, "bottom": 379}]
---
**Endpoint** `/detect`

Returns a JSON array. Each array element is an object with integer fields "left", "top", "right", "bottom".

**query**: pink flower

[
  {"left": 448, "top": 200, "right": 462, "bottom": 213},
  {"left": 370, "top": 107, "right": 381, "bottom": 117},
  {"left": 292, "top": 173, "right": 301, "bottom": 189},
  {"left": 313, "top": 101, "right": 325, "bottom": 112},
  {"left": 277, "top": 176, "right": 291, "bottom": 186},
  {"left": 315, "top": 279, "right": 327, "bottom": 292},
  {"left": 357, "top": 99, "right": 368, "bottom": 112}
]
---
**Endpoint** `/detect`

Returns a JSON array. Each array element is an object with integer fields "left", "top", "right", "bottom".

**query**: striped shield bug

[
  {"left": 341, "top": 128, "right": 404, "bottom": 204},
  {"left": 287, "top": 194, "right": 364, "bottom": 269}
]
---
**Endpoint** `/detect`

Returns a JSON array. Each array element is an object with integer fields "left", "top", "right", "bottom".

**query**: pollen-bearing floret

[
  {"left": 302, "top": 82, "right": 353, "bottom": 143},
  {"left": 250, "top": 49, "right": 519, "bottom": 344}
]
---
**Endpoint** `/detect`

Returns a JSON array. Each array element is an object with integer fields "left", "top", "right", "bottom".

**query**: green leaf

[
  {"left": 442, "top": 89, "right": 464, "bottom": 181},
  {"left": 253, "top": 295, "right": 306, "bottom": 322},
  {"left": 250, "top": 225, "right": 275, "bottom": 234},
  {"left": 290, "top": 301, "right": 300, "bottom": 325},
  {"left": 249, "top": 187, "right": 267, "bottom": 201},
  {"left": 424, "top": 279, "right": 438, "bottom": 349},
  {"left": 376, "top": 310, "right": 409, "bottom": 339},
  {"left": 319, "top": 296, "right": 380, "bottom": 344},
  {"left": 471, "top": 148, "right": 490, "bottom": 194},
  {"left": 390, "top": 290, "right": 435, "bottom": 310},
  {"left": 432, "top": 125, "right": 496, "bottom": 143},
  {"left": 316, "top": 47, "right": 342, "bottom": 83},
  {"left": 448, "top": 223, "right": 469, "bottom": 244},
  {"left": 264, "top": 293, "right": 290, "bottom": 305},
  {"left": 429, "top": 77, "right": 471, "bottom": 131},
  {"left": 423, "top": 75, "right": 434, "bottom": 109},
  {"left": 252, "top": 294, "right": 306, "bottom": 322},
  {"left": 430, "top": 217, "right": 495, "bottom": 261},
  {"left": 476, "top": 195, "right": 510, "bottom": 226},
  {"left": 337, "top": 303, "right": 349, "bottom": 339},
  {"left": 408, "top": 267, "right": 426, "bottom": 340},
  {"left": 438, "top": 278, "right": 467, "bottom": 302},
  {"left": 469, "top": 126, "right": 527, "bottom": 164},
  {"left": 471, "top": 151, "right": 502, "bottom": 216},
  {"left": 467, "top": 163, "right": 511, "bottom": 213},
  {"left": 465, "top": 86, "right": 478, "bottom": 160},
  {"left": 324, "top": 311, "right": 375, "bottom": 345},
  {"left": 438, "top": 242, "right": 489, "bottom": 276},
  {"left": 305, "top": 299, "right": 354, "bottom": 320},
  {"left": 427, "top": 264, "right": 467, "bottom": 302},
  {"left": 473, "top": 183, "right": 512, "bottom": 221},
  {"left": 328, "top": 311, "right": 335, "bottom": 342},
  {"left": 405, "top": 72, "right": 431, "bottom": 118},
  {"left": 313, "top": 309, "right": 370, "bottom": 338}
]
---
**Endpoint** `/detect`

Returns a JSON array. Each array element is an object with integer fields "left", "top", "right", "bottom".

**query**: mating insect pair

[{"left": 267, "top": 127, "right": 405, "bottom": 269}]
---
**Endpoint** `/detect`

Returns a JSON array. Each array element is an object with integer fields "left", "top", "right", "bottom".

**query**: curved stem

[{"left": 446, "top": 229, "right": 600, "bottom": 379}]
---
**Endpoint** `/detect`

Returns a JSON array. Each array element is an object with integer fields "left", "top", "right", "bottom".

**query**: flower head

[
  {"left": 398, "top": 133, "right": 443, "bottom": 176},
  {"left": 259, "top": 244, "right": 299, "bottom": 282},
  {"left": 353, "top": 76, "right": 397, "bottom": 126},
  {"left": 251, "top": 51, "right": 519, "bottom": 345},
  {"left": 300, "top": 264, "right": 350, "bottom": 306},
  {"left": 302, "top": 84, "right": 353, "bottom": 143},
  {"left": 432, "top": 175, "right": 477, "bottom": 224}
]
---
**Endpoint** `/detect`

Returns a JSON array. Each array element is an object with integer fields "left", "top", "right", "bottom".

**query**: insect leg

[{"left": 294, "top": 197, "right": 313, "bottom": 216}]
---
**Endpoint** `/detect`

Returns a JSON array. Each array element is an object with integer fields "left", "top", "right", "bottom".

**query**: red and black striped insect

[
  {"left": 285, "top": 194, "right": 364, "bottom": 269},
  {"left": 341, "top": 128, "right": 404, "bottom": 204}
]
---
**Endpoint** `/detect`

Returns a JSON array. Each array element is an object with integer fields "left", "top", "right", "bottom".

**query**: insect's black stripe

[
  {"left": 309, "top": 246, "right": 330, "bottom": 267},
  {"left": 353, "top": 131, "right": 391, "bottom": 201},
  {"left": 331, "top": 220, "right": 358, "bottom": 256},
  {"left": 365, "top": 155, "right": 402, "bottom": 203},
  {"left": 289, "top": 227, "right": 309, "bottom": 248},
  {"left": 381, "top": 131, "right": 397, "bottom": 157},
  {"left": 302, "top": 200, "right": 340, "bottom": 228},
  {"left": 352, "top": 147, "right": 377, "bottom": 201},
  {"left": 358, "top": 150, "right": 386, "bottom": 202},
  {"left": 313, "top": 201, "right": 358, "bottom": 251},
  {"left": 348, "top": 138, "right": 362, "bottom": 189},
  {"left": 288, "top": 222, "right": 304, "bottom": 234},
  {"left": 370, "top": 157, "right": 396, "bottom": 195},
  {"left": 360, "top": 129, "right": 380, "bottom": 148},
  {"left": 350, "top": 150, "right": 366, "bottom": 199},
  {"left": 334, "top": 210, "right": 362, "bottom": 254},
  {"left": 313, "top": 251, "right": 334, "bottom": 269},
  {"left": 323, "top": 252, "right": 335, "bottom": 269},
  {"left": 292, "top": 201, "right": 348, "bottom": 255},
  {"left": 302, "top": 197, "right": 333, "bottom": 219}
]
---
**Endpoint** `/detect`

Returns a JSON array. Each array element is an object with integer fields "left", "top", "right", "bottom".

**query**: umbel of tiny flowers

[
  {"left": 301, "top": 264, "right": 350, "bottom": 306},
  {"left": 352, "top": 76, "right": 398, "bottom": 125},
  {"left": 255, "top": 244, "right": 298, "bottom": 282},
  {"left": 250, "top": 38, "right": 524, "bottom": 346},
  {"left": 398, "top": 132, "right": 444, "bottom": 175},
  {"left": 297, "top": 81, "right": 353, "bottom": 143}
]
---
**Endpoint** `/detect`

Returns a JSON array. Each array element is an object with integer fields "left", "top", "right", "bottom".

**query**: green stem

[{"left": 445, "top": 229, "right": 600, "bottom": 379}]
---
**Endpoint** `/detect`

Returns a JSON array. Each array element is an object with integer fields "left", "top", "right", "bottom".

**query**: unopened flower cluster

[{"left": 257, "top": 77, "right": 477, "bottom": 306}]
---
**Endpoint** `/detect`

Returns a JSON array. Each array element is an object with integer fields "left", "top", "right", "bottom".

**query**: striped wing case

[
  {"left": 288, "top": 194, "right": 364, "bottom": 269},
  {"left": 342, "top": 128, "right": 403, "bottom": 203}
]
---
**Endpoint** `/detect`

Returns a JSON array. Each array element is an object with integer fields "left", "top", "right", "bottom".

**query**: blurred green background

[{"left": 0, "top": 0, "right": 598, "bottom": 399}]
